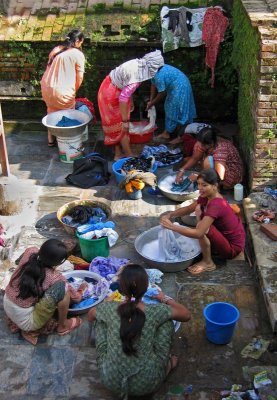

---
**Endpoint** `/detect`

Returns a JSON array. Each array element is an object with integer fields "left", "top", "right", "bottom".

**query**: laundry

[
  {"left": 171, "top": 177, "right": 196, "bottom": 192},
  {"left": 121, "top": 156, "right": 155, "bottom": 174},
  {"left": 89, "top": 256, "right": 129, "bottom": 280},
  {"left": 75, "top": 97, "right": 96, "bottom": 123},
  {"left": 141, "top": 144, "right": 183, "bottom": 167},
  {"left": 145, "top": 268, "right": 164, "bottom": 284},
  {"left": 56, "top": 116, "right": 82, "bottom": 127},
  {"left": 77, "top": 221, "right": 115, "bottom": 235},
  {"left": 67, "top": 205, "right": 108, "bottom": 225},
  {"left": 142, "top": 287, "right": 160, "bottom": 304},
  {"left": 241, "top": 338, "right": 270, "bottom": 360},
  {"left": 81, "top": 227, "right": 119, "bottom": 247}
]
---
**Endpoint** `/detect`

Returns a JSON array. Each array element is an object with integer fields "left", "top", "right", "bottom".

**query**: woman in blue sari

[{"left": 147, "top": 64, "right": 196, "bottom": 141}]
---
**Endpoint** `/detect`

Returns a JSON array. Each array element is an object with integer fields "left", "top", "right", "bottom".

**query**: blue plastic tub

[
  {"left": 112, "top": 157, "right": 157, "bottom": 183},
  {"left": 203, "top": 302, "right": 240, "bottom": 345}
]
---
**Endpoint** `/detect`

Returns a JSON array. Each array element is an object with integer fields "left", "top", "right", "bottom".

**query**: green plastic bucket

[{"left": 76, "top": 233, "right": 109, "bottom": 262}]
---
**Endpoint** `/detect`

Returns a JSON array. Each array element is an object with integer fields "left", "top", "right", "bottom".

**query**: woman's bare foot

[
  {"left": 187, "top": 262, "right": 216, "bottom": 275},
  {"left": 169, "top": 137, "right": 183, "bottom": 145},
  {"left": 156, "top": 132, "right": 170, "bottom": 140}
]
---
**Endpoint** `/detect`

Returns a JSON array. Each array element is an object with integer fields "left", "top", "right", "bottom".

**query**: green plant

[
  {"left": 266, "top": 148, "right": 274, "bottom": 158},
  {"left": 264, "top": 129, "right": 275, "bottom": 139}
]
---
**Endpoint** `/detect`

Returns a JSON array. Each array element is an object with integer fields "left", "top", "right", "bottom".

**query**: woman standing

[
  {"left": 4, "top": 239, "right": 85, "bottom": 345},
  {"left": 147, "top": 64, "right": 197, "bottom": 141},
  {"left": 41, "top": 29, "right": 85, "bottom": 146},
  {"left": 98, "top": 50, "right": 164, "bottom": 160},
  {"left": 160, "top": 169, "right": 245, "bottom": 275},
  {"left": 88, "top": 264, "right": 190, "bottom": 399},
  {"left": 176, "top": 126, "right": 244, "bottom": 189}
]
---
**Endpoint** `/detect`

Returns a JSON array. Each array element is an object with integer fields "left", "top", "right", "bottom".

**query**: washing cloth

[
  {"left": 121, "top": 156, "right": 155, "bottom": 174},
  {"left": 171, "top": 177, "right": 193, "bottom": 192},
  {"left": 145, "top": 269, "right": 164, "bottom": 284},
  {"left": 77, "top": 221, "right": 115, "bottom": 235},
  {"left": 141, "top": 145, "right": 183, "bottom": 167},
  {"left": 129, "top": 106, "right": 156, "bottom": 134},
  {"left": 89, "top": 256, "right": 129, "bottom": 280},
  {"left": 158, "top": 228, "right": 183, "bottom": 261},
  {"left": 56, "top": 116, "right": 82, "bottom": 127},
  {"left": 71, "top": 297, "right": 98, "bottom": 309},
  {"left": 142, "top": 287, "right": 160, "bottom": 304},
  {"left": 61, "top": 215, "right": 80, "bottom": 227},
  {"left": 81, "top": 228, "right": 119, "bottom": 247},
  {"left": 75, "top": 97, "right": 96, "bottom": 123},
  {"left": 202, "top": 7, "right": 228, "bottom": 87}
]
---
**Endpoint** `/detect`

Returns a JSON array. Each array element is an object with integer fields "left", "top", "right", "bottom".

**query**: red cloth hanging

[{"left": 202, "top": 8, "right": 228, "bottom": 88}]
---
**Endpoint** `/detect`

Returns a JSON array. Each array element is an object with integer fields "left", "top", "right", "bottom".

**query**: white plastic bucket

[{"left": 56, "top": 134, "right": 84, "bottom": 163}]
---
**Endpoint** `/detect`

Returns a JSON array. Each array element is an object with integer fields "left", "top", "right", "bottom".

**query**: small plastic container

[
  {"left": 234, "top": 183, "right": 244, "bottom": 201},
  {"left": 76, "top": 233, "right": 109, "bottom": 262}
]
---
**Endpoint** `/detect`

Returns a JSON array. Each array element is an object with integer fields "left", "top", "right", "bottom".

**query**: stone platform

[{"left": 0, "top": 120, "right": 276, "bottom": 399}]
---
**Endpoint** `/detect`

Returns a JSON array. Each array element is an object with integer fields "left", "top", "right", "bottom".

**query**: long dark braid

[
  {"left": 48, "top": 29, "right": 84, "bottom": 66},
  {"left": 16, "top": 239, "right": 67, "bottom": 300},
  {"left": 117, "top": 264, "right": 148, "bottom": 356}
]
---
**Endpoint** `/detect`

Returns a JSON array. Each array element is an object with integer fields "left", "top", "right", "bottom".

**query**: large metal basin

[
  {"left": 158, "top": 171, "right": 199, "bottom": 202},
  {"left": 135, "top": 225, "right": 201, "bottom": 273},
  {"left": 42, "top": 109, "right": 91, "bottom": 138}
]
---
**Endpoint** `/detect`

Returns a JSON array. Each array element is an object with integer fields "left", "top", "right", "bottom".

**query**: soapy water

[
  {"left": 159, "top": 174, "right": 199, "bottom": 195},
  {"left": 141, "top": 236, "right": 201, "bottom": 263}
]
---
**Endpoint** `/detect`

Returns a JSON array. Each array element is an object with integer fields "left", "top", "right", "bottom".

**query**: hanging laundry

[
  {"left": 202, "top": 7, "right": 229, "bottom": 88},
  {"left": 161, "top": 5, "right": 207, "bottom": 53}
]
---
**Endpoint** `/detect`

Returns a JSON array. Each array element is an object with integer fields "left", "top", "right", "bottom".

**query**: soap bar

[{"left": 260, "top": 224, "right": 277, "bottom": 241}]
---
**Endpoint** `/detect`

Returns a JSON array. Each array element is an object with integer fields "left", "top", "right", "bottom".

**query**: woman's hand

[
  {"left": 159, "top": 211, "right": 172, "bottom": 224},
  {"left": 152, "top": 290, "right": 165, "bottom": 302},
  {"left": 122, "top": 121, "right": 129, "bottom": 134},
  {"left": 175, "top": 170, "right": 185, "bottom": 184},
  {"left": 160, "top": 218, "right": 175, "bottom": 230}
]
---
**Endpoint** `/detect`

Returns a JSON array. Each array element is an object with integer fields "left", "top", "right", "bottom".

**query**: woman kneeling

[
  {"left": 88, "top": 264, "right": 191, "bottom": 399},
  {"left": 160, "top": 169, "right": 245, "bottom": 275},
  {"left": 4, "top": 239, "right": 85, "bottom": 345}
]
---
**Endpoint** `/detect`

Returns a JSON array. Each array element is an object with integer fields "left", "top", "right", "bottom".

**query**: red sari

[{"left": 98, "top": 76, "right": 131, "bottom": 146}]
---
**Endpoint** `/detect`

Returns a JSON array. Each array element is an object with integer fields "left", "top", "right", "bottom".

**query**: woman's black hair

[
  {"left": 48, "top": 29, "right": 84, "bottom": 66},
  {"left": 17, "top": 239, "right": 67, "bottom": 300},
  {"left": 196, "top": 127, "right": 217, "bottom": 147},
  {"left": 117, "top": 264, "right": 148, "bottom": 356},
  {"left": 197, "top": 168, "right": 220, "bottom": 185}
]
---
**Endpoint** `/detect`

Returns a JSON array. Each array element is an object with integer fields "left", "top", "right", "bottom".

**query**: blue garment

[
  {"left": 56, "top": 116, "right": 82, "bottom": 127},
  {"left": 77, "top": 221, "right": 115, "bottom": 235},
  {"left": 71, "top": 297, "right": 98, "bottom": 309},
  {"left": 151, "top": 64, "right": 197, "bottom": 133},
  {"left": 142, "top": 287, "right": 160, "bottom": 305}
]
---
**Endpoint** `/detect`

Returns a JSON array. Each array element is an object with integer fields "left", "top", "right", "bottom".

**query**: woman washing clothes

[
  {"left": 176, "top": 126, "right": 244, "bottom": 189},
  {"left": 88, "top": 263, "right": 191, "bottom": 399},
  {"left": 146, "top": 64, "right": 197, "bottom": 142},
  {"left": 160, "top": 169, "right": 245, "bottom": 275},
  {"left": 4, "top": 239, "right": 86, "bottom": 345},
  {"left": 40, "top": 29, "right": 85, "bottom": 147},
  {"left": 97, "top": 50, "right": 164, "bottom": 160}
]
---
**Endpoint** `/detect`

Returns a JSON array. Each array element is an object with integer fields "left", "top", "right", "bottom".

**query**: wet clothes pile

[
  {"left": 120, "top": 156, "right": 155, "bottom": 174},
  {"left": 56, "top": 116, "right": 82, "bottom": 127},
  {"left": 141, "top": 145, "right": 183, "bottom": 167},
  {"left": 67, "top": 276, "right": 109, "bottom": 309},
  {"left": 62, "top": 206, "right": 108, "bottom": 226},
  {"left": 171, "top": 177, "right": 198, "bottom": 192},
  {"left": 89, "top": 256, "right": 129, "bottom": 280}
]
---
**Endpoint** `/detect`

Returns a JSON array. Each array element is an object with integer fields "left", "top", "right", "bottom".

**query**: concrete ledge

[{"left": 243, "top": 194, "right": 277, "bottom": 332}]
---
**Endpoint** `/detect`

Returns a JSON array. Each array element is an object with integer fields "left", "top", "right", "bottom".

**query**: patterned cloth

[
  {"left": 152, "top": 65, "right": 196, "bottom": 134},
  {"left": 193, "top": 138, "right": 243, "bottom": 188},
  {"left": 202, "top": 8, "right": 228, "bottom": 87},
  {"left": 94, "top": 302, "right": 174, "bottom": 399},
  {"left": 5, "top": 247, "right": 67, "bottom": 308}
]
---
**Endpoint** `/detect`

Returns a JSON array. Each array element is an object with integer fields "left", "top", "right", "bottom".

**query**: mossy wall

[
  {"left": 0, "top": 4, "right": 238, "bottom": 122},
  {"left": 231, "top": 0, "right": 260, "bottom": 187}
]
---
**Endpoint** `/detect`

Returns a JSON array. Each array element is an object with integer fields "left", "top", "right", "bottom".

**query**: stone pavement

[{"left": 0, "top": 120, "right": 276, "bottom": 399}]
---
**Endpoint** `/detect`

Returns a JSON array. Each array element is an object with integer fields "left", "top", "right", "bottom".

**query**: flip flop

[
  {"left": 187, "top": 262, "right": 216, "bottom": 275},
  {"left": 57, "top": 317, "right": 82, "bottom": 336}
]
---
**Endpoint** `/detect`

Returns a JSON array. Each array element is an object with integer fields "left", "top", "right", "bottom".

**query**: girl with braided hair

[
  {"left": 88, "top": 264, "right": 190, "bottom": 399},
  {"left": 4, "top": 239, "right": 85, "bottom": 345}
]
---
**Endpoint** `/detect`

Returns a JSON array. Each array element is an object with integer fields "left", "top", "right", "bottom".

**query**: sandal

[
  {"left": 48, "top": 138, "right": 57, "bottom": 147},
  {"left": 252, "top": 209, "right": 275, "bottom": 223},
  {"left": 57, "top": 317, "right": 82, "bottom": 336},
  {"left": 187, "top": 262, "right": 216, "bottom": 275}
]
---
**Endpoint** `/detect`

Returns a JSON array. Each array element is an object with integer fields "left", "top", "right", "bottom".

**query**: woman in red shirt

[{"left": 160, "top": 169, "right": 245, "bottom": 275}]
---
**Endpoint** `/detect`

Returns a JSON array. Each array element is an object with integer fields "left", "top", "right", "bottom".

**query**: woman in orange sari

[
  {"left": 40, "top": 29, "right": 85, "bottom": 146},
  {"left": 98, "top": 50, "right": 164, "bottom": 160}
]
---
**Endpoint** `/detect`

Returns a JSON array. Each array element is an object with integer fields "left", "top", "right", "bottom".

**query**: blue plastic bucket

[
  {"left": 203, "top": 302, "right": 240, "bottom": 345},
  {"left": 112, "top": 157, "right": 157, "bottom": 183}
]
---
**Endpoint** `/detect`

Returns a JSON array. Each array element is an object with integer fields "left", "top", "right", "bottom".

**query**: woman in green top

[{"left": 88, "top": 264, "right": 191, "bottom": 399}]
